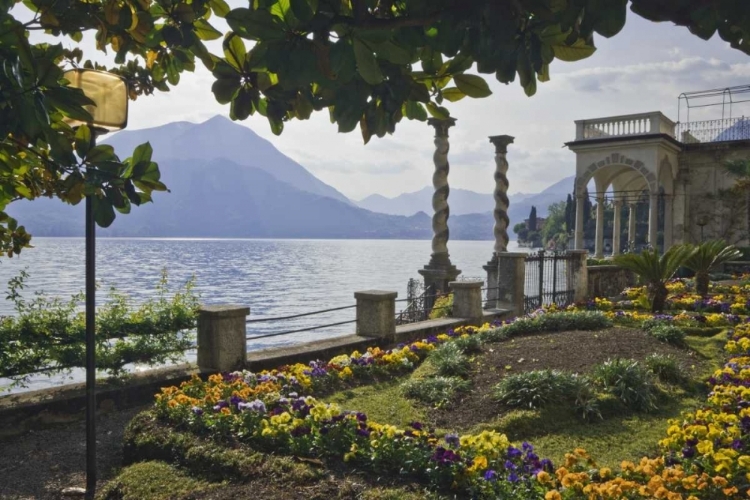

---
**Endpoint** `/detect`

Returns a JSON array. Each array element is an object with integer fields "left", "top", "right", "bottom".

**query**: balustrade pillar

[
  {"left": 574, "top": 194, "right": 585, "bottom": 250},
  {"left": 628, "top": 204, "right": 637, "bottom": 251},
  {"left": 419, "top": 118, "right": 460, "bottom": 294},
  {"left": 594, "top": 195, "right": 605, "bottom": 258},
  {"left": 483, "top": 134, "right": 515, "bottom": 306},
  {"left": 612, "top": 200, "right": 622, "bottom": 256},
  {"left": 648, "top": 192, "right": 659, "bottom": 248}
]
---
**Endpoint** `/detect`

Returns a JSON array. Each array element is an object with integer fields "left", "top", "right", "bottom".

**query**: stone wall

[
  {"left": 679, "top": 140, "right": 750, "bottom": 246},
  {"left": 587, "top": 265, "right": 636, "bottom": 299}
]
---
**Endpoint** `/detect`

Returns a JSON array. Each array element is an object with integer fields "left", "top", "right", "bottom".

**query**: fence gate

[
  {"left": 395, "top": 278, "right": 436, "bottom": 325},
  {"left": 523, "top": 250, "right": 575, "bottom": 314}
]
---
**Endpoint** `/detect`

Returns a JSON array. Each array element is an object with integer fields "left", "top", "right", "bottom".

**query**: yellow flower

[{"left": 544, "top": 491, "right": 561, "bottom": 500}]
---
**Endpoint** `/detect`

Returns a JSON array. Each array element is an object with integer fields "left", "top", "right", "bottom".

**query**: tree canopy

[{"left": 2, "top": 0, "right": 750, "bottom": 256}]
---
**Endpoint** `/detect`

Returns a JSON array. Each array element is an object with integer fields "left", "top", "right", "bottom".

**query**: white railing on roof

[
  {"left": 676, "top": 117, "right": 750, "bottom": 144},
  {"left": 574, "top": 112, "right": 676, "bottom": 141}
]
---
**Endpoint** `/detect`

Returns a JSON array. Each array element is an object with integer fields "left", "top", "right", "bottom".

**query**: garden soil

[{"left": 429, "top": 328, "right": 706, "bottom": 431}]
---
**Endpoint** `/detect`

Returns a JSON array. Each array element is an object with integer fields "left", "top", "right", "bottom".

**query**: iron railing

[
  {"left": 523, "top": 250, "right": 576, "bottom": 314},
  {"left": 676, "top": 117, "right": 750, "bottom": 144},
  {"left": 396, "top": 279, "right": 436, "bottom": 325}
]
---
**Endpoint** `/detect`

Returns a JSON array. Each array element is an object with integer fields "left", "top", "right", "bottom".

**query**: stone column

[
  {"left": 663, "top": 194, "right": 674, "bottom": 251},
  {"left": 419, "top": 118, "right": 460, "bottom": 295},
  {"left": 484, "top": 134, "right": 515, "bottom": 308},
  {"left": 569, "top": 250, "right": 589, "bottom": 302},
  {"left": 354, "top": 290, "right": 397, "bottom": 338},
  {"left": 574, "top": 194, "right": 585, "bottom": 250},
  {"left": 594, "top": 195, "right": 605, "bottom": 258},
  {"left": 612, "top": 199, "right": 622, "bottom": 255},
  {"left": 449, "top": 280, "right": 483, "bottom": 319},
  {"left": 628, "top": 204, "right": 637, "bottom": 251},
  {"left": 496, "top": 253, "right": 527, "bottom": 317},
  {"left": 648, "top": 192, "right": 659, "bottom": 248},
  {"left": 197, "top": 305, "right": 250, "bottom": 373}
]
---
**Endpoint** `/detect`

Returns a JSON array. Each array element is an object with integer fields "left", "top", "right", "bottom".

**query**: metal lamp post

[
  {"left": 696, "top": 215, "right": 709, "bottom": 242},
  {"left": 62, "top": 69, "right": 128, "bottom": 500}
]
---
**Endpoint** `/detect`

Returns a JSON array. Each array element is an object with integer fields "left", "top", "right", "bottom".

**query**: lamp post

[
  {"left": 696, "top": 215, "right": 709, "bottom": 242},
  {"left": 63, "top": 69, "right": 128, "bottom": 500}
]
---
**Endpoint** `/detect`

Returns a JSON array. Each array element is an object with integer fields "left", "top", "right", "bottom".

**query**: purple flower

[
  {"left": 191, "top": 406, "right": 203, "bottom": 416},
  {"left": 484, "top": 470, "right": 497, "bottom": 481},
  {"left": 238, "top": 399, "right": 266, "bottom": 413},
  {"left": 445, "top": 433, "right": 460, "bottom": 448},
  {"left": 213, "top": 400, "right": 229, "bottom": 412},
  {"left": 507, "top": 446, "right": 522, "bottom": 459},
  {"left": 682, "top": 447, "right": 695, "bottom": 459},
  {"left": 410, "top": 422, "right": 423, "bottom": 431},
  {"left": 508, "top": 472, "right": 519, "bottom": 483}
]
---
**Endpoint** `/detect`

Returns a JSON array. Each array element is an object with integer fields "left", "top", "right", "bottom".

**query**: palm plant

[
  {"left": 613, "top": 245, "right": 694, "bottom": 312},
  {"left": 683, "top": 240, "right": 741, "bottom": 296}
]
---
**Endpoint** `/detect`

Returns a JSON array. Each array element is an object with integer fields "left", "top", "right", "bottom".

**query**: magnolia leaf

[
  {"left": 441, "top": 87, "right": 467, "bottom": 102},
  {"left": 131, "top": 142, "right": 152, "bottom": 165},
  {"left": 86, "top": 145, "right": 116, "bottom": 163},
  {"left": 225, "top": 8, "right": 286, "bottom": 41},
  {"left": 194, "top": 19, "right": 222, "bottom": 41},
  {"left": 212, "top": 77, "right": 241, "bottom": 103},
  {"left": 453, "top": 74, "right": 492, "bottom": 98},
  {"left": 209, "top": 0, "right": 230, "bottom": 17},
  {"left": 92, "top": 195, "right": 116, "bottom": 227},
  {"left": 353, "top": 39, "right": 383, "bottom": 85},
  {"left": 425, "top": 102, "right": 450, "bottom": 119},
  {"left": 74, "top": 125, "right": 91, "bottom": 158},
  {"left": 223, "top": 33, "right": 246, "bottom": 70},
  {"left": 552, "top": 39, "right": 596, "bottom": 62}
]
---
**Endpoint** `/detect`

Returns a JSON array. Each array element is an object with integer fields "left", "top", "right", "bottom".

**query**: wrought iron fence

[
  {"left": 676, "top": 117, "right": 750, "bottom": 144},
  {"left": 523, "top": 250, "right": 575, "bottom": 314},
  {"left": 395, "top": 279, "right": 437, "bottom": 325}
]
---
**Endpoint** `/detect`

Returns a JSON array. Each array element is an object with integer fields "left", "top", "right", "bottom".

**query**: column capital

[
  {"left": 428, "top": 117, "right": 457, "bottom": 137},
  {"left": 488, "top": 135, "right": 515, "bottom": 153}
]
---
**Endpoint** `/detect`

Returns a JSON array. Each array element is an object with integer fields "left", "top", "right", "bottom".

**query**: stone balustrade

[{"left": 575, "top": 111, "right": 675, "bottom": 140}]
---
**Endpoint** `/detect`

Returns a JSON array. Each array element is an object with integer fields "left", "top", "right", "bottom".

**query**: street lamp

[{"left": 63, "top": 68, "right": 128, "bottom": 500}]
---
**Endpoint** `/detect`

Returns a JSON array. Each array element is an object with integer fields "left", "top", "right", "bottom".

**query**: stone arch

[{"left": 575, "top": 152, "right": 657, "bottom": 197}]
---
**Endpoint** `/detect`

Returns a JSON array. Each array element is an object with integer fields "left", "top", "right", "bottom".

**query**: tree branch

[{"left": 333, "top": 10, "right": 442, "bottom": 30}]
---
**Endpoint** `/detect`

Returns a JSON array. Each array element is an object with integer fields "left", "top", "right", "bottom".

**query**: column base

[{"left": 483, "top": 254, "right": 499, "bottom": 309}]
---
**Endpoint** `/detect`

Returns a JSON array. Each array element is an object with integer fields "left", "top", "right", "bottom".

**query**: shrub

[
  {"left": 502, "top": 311, "right": 612, "bottom": 338},
  {"left": 648, "top": 325, "right": 686, "bottom": 346},
  {"left": 402, "top": 376, "right": 470, "bottom": 406},
  {"left": 645, "top": 354, "right": 684, "bottom": 385},
  {"left": 452, "top": 333, "right": 483, "bottom": 354},
  {"left": 493, "top": 369, "right": 590, "bottom": 411},
  {"left": 429, "top": 293, "right": 453, "bottom": 319},
  {"left": 592, "top": 359, "right": 657, "bottom": 412},
  {"left": 428, "top": 342, "right": 471, "bottom": 377}
]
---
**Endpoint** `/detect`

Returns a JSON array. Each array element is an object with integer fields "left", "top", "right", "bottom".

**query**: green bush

[
  {"left": 451, "top": 334, "right": 483, "bottom": 354},
  {"left": 402, "top": 376, "right": 470, "bottom": 406},
  {"left": 428, "top": 342, "right": 471, "bottom": 378},
  {"left": 0, "top": 269, "right": 199, "bottom": 387},
  {"left": 645, "top": 354, "right": 684, "bottom": 385},
  {"left": 648, "top": 325, "right": 686, "bottom": 346},
  {"left": 592, "top": 359, "right": 657, "bottom": 412},
  {"left": 429, "top": 293, "right": 453, "bottom": 319},
  {"left": 493, "top": 369, "right": 588, "bottom": 410}
]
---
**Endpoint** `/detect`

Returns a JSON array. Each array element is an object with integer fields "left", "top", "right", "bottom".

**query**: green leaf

[
  {"left": 425, "top": 102, "right": 450, "bottom": 119},
  {"left": 93, "top": 195, "right": 116, "bottom": 227},
  {"left": 212, "top": 78, "right": 241, "bottom": 104},
  {"left": 74, "top": 125, "right": 92, "bottom": 158},
  {"left": 403, "top": 101, "right": 428, "bottom": 121},
  {"left": 209, "top": 0, "right": 230, "bottom": 17},
  {"left": 131, "top": 142, "right": 153, "bottom": 165},
  {"left": 329, "top": 40, "right": 356, "bottom": 82},
  {"left": 552, "top": 39, "right": 596, "bottom": 62},
  {"left": 374, "top": 41, "right": 413, "bottom": 65},
  {"left": 225, "top": 8, "right": 286, "bottom": 41},
  {"left": 453, "top": 74, "right": 492, "bottom": 98},
  {"left": 86, "top": 145, "right": 117, "bottom": 163},
  {"left": 441, "top": 87, "right": 467, "bottom": 102},
  {"left": 223, "top": 33, "right": 246, "bottom": 71},
  {"left": 194, "top": 19, "right": 222, "bottom": 41},
  {"left": 593, "top": 0, "right": 628, "bottom": 38},
  {"left": 290, "top": 0, "right": 316, "bottom": 23},
  {"left": 230, "top": 88, "right": 254, "bottom": 120},
  {"left": 353, "top": 39, "right": 383, "bottom": 85}
]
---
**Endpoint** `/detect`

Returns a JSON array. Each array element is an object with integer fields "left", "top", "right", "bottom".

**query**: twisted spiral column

[
  {"left": 427, "top": 118, "right": 456, "bottom": 265},
  {"left": 489, "top": 135, "right": 515, "bottom": 255}
]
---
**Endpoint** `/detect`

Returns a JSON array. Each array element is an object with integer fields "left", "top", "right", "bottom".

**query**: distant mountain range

[
  {"left": 356, "top": 176, "right": 575, "bottom": 224},
  {"left": 6, "top": 116, "right": 536, "bottom": 240}
]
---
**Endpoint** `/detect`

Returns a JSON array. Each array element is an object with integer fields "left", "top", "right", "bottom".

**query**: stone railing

[
  {"left": 676, "top": 117, "right": 750, "bottom": 144},
  {"left": 575, "top": 112, "right": 676, "bottom": 141}
]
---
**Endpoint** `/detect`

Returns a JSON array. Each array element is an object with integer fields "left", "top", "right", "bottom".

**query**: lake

[{"left": 0, "top": 237, "right": 529, "bottom": 392}]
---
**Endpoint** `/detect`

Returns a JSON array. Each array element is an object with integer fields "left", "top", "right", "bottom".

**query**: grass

[
  {"left": 685, "top": 329, "right": 728, "bottom": 374},
  {"left": 98, "top": 461, "right": 216, "bottom": 500},
  {"left": 326, "top": 379, "right": 426, "bottom": 428},
  {"left": 468, "top": 395, "right": 702, "bottom": 469}
]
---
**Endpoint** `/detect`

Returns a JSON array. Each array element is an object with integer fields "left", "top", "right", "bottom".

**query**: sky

[{"left": 21, "top": 5, "right": 750, "bottom": 201}]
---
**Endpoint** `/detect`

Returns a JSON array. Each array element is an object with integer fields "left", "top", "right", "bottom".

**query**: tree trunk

[
  {"left": 651, "top": 283, "right": 668, "bottom": 313},
  {"left": 695, "top": 271, "right": 710, "bottom": 297}
]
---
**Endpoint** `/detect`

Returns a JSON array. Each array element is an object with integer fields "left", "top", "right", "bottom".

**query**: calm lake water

[{"left": 0, "top": 238, "right": 528, "bottom": 393}]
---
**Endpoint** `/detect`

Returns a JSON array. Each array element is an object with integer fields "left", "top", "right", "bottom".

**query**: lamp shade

[{"left": 62, "top": 69, "right": 128, "bottom": 132}]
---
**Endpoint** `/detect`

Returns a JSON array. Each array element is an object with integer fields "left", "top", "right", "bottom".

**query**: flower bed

[{"left": 146, "top": 308, "right": 750, "bottom": 499}]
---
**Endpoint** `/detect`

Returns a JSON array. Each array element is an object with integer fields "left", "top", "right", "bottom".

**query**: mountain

[
  {"left": 6, "top": 163, "right": 492, "bottom": 239},
  {"left": 357, "top": 186, "right": 494, "bottom": 216},
  {"left": 356, "top": 175, "right": 575, "bottom": 227},
  {"left": 103, "top": 115, "right": 352, "bottom": 205}
]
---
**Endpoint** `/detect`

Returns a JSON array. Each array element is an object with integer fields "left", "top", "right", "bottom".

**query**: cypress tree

[{"left": 529, "top": 206, "right": 538, "bottom": 231}]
